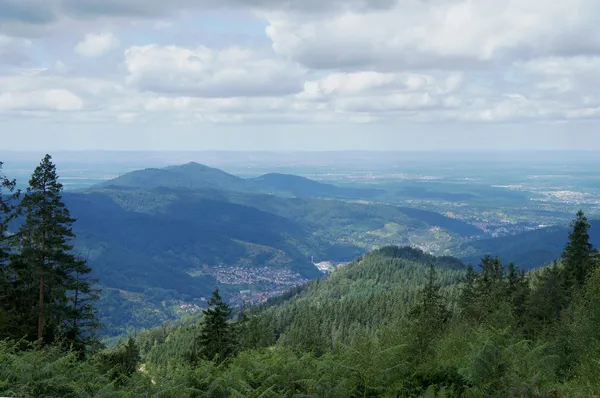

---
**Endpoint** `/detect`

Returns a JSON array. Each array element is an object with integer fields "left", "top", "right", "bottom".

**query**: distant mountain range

[{"left": 101, "top": 162, "right": 384, "bottom": 199}]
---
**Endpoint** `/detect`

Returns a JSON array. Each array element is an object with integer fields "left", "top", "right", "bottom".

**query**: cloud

[
  {"left": 74, "top": 32, "right": 119, "bottom": 57},
  {"left": 124, "top": 44, "right": 305, "bottom": 97},
  {"left": 0, "top": 35, "right": 32, "bottom": 66},
  {"left": 2, "top": 0, "right": 600, "bottom": 129},
  {"left": 0, "top": 89, "right": 83, "bottom": 111},
  {"left": 0, "top": 68, "right": 127, "bottom": 118},
  {"left": 0, "top": 0, "right": 397, "bottom": 37},
  {"left": 265, "top": 0, "right": 600, "bottom": 71}
]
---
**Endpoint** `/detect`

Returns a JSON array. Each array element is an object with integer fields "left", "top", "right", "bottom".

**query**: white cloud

[
  {"left": 0, "top": 89, "right": 83, "bottom": 111},
  {"left": 124, "top": 44, "right": 305, "bottom": 97},
  {"left": 74, "top": 32, "right": 119, "bottom": 57},
  {"left": 265, "top": 0, "right": 600, "bottom": 71}
]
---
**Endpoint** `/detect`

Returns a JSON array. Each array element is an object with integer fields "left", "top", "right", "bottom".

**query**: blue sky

[{"left": 1, "top": 0, "right": 600, "bottom": 151}]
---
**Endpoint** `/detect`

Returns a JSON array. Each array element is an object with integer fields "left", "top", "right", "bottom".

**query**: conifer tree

[
  {"left": 197, "top": 287, "right": 236, "bottom": 363},
  {"left": 14, "top": 154, "right": 99, "bottom": 346},
  {"left": 474, "top": 255, "right": 506, "bottom": 317},
  {"left": 409, "top": 265, "right": 449, "bottom": 358},
  {"left": 458, "top": 263, "right": 478, "bottom": 320},
  {"left": 562, "top": 210, "right": 597, "bottom": 290}
]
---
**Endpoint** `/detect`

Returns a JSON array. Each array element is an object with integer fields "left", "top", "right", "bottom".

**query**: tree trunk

[
  {"left": 38, "top": 183, "right": 48, "bottom": 342},
  {"left": 38, "top": 274, "right": 44, "bottom": 341}
]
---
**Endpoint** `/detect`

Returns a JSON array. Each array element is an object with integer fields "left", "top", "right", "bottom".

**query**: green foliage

[
  {"left": 197, "top": 288, "right": 237, "bottom": 363},
  {"left": 97, "top": 337, "right": 141, "bottom": 385},
  {"left": 3, "top": 211, "right": 600, "bottom": 397},
  {"left": 562, "top": 209, "right": 598, "bottom": 290}
]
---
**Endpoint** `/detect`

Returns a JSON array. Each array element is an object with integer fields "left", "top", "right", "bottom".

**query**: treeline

[{"left": 0, "top": 156, "right": 99, "bottom": 351}]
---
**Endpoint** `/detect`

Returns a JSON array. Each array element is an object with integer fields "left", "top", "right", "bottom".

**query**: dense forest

[{"left": 2, "top": 157, "right": 600, "bottom": 396}]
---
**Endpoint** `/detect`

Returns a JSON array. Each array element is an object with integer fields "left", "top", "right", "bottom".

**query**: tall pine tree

[
  {"left": 197, "top": 287, "right": 236, "bottom": 363},
  {"left": 14, "top": 154, "right": 99, "bottom": 347},
  {"left": 562, "top": 210, "right": 597, "bottom": 290}
]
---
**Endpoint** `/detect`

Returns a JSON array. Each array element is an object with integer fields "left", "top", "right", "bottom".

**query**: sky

[{"left": 1, "top": 0, "right": 600, "bottom": 151}]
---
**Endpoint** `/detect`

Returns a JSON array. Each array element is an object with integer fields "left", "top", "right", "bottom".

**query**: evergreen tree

[
  {"left": 197, "top": 287, "right": 236, "bottom": 363},
  {"left": 526, "top": 262, "right": 568, "bottom": 336},
  {"left": 507, "top": 264, "right": 529, "bottom": 329},
  {"left": 474, "top": 255, "right": 507, "bottom": 318},
  {"left": 408, "top": 265, "right": 449, "bottom": 358},
  {"left": 458, "top": 263, "right": 478, "bottom": 320},
  {"left": 562, "top": 210, "right": 597, "bottom": 290},
  {"left": 99, "top": 337, "right": 140, "bottom": 385},
  {"left": 14, "top": 155, "right": 99, "bottom": 346}
]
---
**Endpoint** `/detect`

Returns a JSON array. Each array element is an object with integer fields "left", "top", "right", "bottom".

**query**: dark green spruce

[{"left": 562, "top": 209, "right": 597, "bottom": 290}]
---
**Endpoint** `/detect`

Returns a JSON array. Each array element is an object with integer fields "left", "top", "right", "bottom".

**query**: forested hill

[
  {"left": 101, "top": 163, "right": 254, "bottom": 192},
  {"left": 251, "top": 172, "right": 384, "bottom": 199},
  {"left": 458, "top": 220, "right": 600, "bottom": 269},
  {"left": 246, "top": 246, "right": 466, "bottom": 350}
]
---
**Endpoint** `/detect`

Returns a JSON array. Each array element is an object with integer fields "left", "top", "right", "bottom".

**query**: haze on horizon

[{"left": 1, "top": 0, "right": 599, "bottom": 151}]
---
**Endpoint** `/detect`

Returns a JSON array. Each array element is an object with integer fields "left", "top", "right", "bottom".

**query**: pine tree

[
  {"left": 197, "top": 287, "right": 236, "bottom": 363},
  {"left": 562, "top": 210, "right": 597, "bottom": 290},
  {"left": 458, "top": 263, "right": 478, "bottom": 320},
  {"left": 474, "top": 255, "right": 507, "bottom": 317},
  {"left": 525, "top": 262, "right": 568, "bottom": 337},
  {"left": 506, "top": 263, "right": 529, "bottom": 329},
  {"left": 409, "top": 265, "right": 449, "bottom": 358},
  {"left": 14, "top": 154, "right": 99, "bottom": 346}
]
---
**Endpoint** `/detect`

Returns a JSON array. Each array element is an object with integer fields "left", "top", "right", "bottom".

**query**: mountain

[
  {"left": 458, "top": 220, "right": 600, "bottom": 269},
  {"left": 63, "top": 190, "right": 352, "bottom": 334},
  {"left": 100, "top": 162, "right": 254, "bottom": 192}
]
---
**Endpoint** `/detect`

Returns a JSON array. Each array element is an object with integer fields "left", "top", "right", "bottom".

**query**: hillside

[
  {"left": 458, "top": 220, "right": 600, "bottom": 268},
  {"left": 252, "top": 172, "right": 384, "bottom": 199},
  {"left": 135, "top": 246, "right": 467, "bottom": 362},
  {"left": 63, "top": 190, "right": 345, "bottom": 334},
  {"left": 100, "top": 162, "right": 254, "bottom": 192},
  {"left": 251, "top": 246, "right": 466, "bottom": 348}
]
